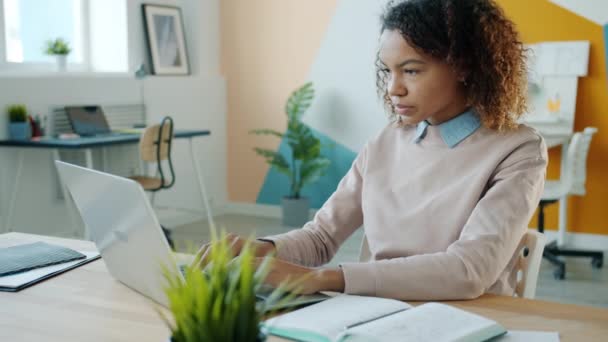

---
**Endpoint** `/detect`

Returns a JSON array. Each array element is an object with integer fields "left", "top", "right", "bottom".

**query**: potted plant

[
  {"left": 159, "top": 232, "right": 294, "bottom": 342},
  {"left": 250, "top": 82, "right": 331, "bottom": 227},
  {"left": 7, "top": 104, "right": 31, "bottom": 140},
  {"left": 44, "top": 38, "right": 71, "bottom": 71}
]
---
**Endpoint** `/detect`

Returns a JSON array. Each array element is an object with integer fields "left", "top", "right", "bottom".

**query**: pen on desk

[{"left": 343, "top": 308, "right": 408, "bottom": 330}]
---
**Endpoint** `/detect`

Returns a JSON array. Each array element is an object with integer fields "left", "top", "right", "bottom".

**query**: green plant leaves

[
  {"left": 7, "top": 105, "right": 27, "bottom": 122},
  {"left": 253, "top": 148, "right": 292, "bottom": 177},
  {"left": 161, "top": 232, "right": 302, "bottom": 342},
  {"left": 249, "top": 129, "right": 284, "bottom": 138},
  {"left": 45, "top": 38, "right": 71, "bottom": 55},
  {"left": 285, "top": 82, "right": 314, "bottom": 122},
  {"left": 297, "top": 158, "right": 331, "bottom": 195},
  {"left": 250, "top": 82, "right": 331, "bottom": 198}
]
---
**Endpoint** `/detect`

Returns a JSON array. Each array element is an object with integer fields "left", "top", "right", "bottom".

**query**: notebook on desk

[
  {"left": 264, "top": 294, "right": 507, "bottom": 342},
  {"left": 0, "top": 242, "right": 100, "bottom": 292}
]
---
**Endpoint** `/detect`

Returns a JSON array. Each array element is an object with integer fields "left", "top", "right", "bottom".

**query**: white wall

[
  {"left": 549, "top": 0, "right": 608, "bottom": 25},
  {"left": 0, "top": 0, "right": 226, "bottom": 237}
]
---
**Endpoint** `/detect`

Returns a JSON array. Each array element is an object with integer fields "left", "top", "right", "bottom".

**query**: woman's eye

[{"left": 404, "top": 69, "right": 419, "bottom": 75}]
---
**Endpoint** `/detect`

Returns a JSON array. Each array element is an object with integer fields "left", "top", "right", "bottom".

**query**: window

[{"left": 1, "top": 0, "right": 127, "bottom": 73}]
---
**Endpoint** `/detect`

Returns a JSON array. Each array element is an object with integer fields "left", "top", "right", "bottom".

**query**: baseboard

[
  {"left": 539, "top": 229, "right": 608, "bottom": 251},
  {"left": 224, "top": 202, "right": 317, "bottom": 219}
]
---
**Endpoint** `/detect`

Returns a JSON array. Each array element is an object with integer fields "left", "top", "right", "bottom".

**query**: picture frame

[{"left": 142, "top": 4, "right": 190, "bottom": 75}]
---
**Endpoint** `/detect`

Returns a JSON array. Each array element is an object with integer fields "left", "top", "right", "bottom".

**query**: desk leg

[
  {"left": 101, "top": 147, "right": 107, "bottom": 172},
  {"left": 557, "top": 140, "right": 569, "bottom": 247},
  {"left": 85, "top": 148, "right": 94, "bottom": 169},
  {"left": 189, "top": 138, "right": 215, "bottom": 230},
  {"left": 53, "top": 150, "right": 85, "bottom": 239},
  {"left": 4, "top": 150, "right": 24, "bottom": 233}
]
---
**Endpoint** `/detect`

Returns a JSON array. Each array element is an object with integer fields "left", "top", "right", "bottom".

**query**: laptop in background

[{"left": 65, "top": 105, "right": 130, "bottom": 137}]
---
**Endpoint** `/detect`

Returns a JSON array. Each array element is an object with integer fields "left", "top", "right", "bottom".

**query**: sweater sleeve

[
  {"left": 261, "top": 144, "right": 368, "bottom": 267},
  {"left": 339, "top": 137, "right": 548, "bottom": 300}
]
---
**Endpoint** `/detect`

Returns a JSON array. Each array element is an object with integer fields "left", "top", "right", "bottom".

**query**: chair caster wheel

[
  {"left": 553, "top": 267, "right": 565, "bottom": 280},
  {"left": 592, "top": 257, "right": 603, "bottom": 269}
]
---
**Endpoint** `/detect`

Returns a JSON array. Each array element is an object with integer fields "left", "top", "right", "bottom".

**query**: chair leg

[
  {"left": 537, "top": 200, "right": 567, "bottom": 279},
  {"left": 537, "top": 200, "right": 604, "bottom": 280},
  {"left": 543, "top": 244, "right": 566, "bottom": 280}
]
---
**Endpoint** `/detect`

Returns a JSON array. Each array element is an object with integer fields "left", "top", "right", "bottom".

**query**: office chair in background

[
  {"left": 128, "top": 116, "right": 176, "bottom": 248},
  {"left": 537, "top": 127, "right": 603, "bottom": 280}
]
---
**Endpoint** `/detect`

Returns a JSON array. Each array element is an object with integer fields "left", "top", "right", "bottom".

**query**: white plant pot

[{"left": 56, "top": 55, "right": 67, "bottom": 72}]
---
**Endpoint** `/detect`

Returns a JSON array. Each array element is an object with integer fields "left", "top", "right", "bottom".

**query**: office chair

[
  {"left": 128, "top": 116, "right": 176, "bottom": 248},
  {"left": 537, "top": 127, "right": 603, "bottom": 280}
]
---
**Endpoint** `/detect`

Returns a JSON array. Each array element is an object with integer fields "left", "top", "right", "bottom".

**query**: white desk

[{"left": 0, "top": 130, "right": 214, "bottom": 238}]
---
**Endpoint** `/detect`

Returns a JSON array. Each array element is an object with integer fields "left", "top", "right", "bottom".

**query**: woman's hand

[
  {"left": 193, "top": 233, "right": 275, "bottom": 269},
  {"left": 253, "top": 257, "right": 345, "bottom": 295}
]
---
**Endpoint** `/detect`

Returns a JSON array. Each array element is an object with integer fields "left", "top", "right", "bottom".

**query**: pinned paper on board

[
  {"left": 532, "top": 41, "right": 590, "bottom": 76},
  {"left": 524, "top": 40, "right": 589, "bottom": 128},
  {"left": 546, "top": 93, "right": 561, "bottom": 114}
]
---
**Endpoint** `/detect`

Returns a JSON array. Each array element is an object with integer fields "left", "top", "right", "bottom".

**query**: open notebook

[{"left": 264, "top": 295, "right": 506, "bottom": 342}]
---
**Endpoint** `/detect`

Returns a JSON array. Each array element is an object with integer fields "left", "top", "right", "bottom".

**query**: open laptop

[
  {"left": 64, "top": 105, "right": 133, "bottom": 137},
  {"left": 54, "top": 161, "right": 328, "bottom": 309}
]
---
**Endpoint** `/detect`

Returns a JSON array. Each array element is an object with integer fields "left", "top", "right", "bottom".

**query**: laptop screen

[{"left": 65, "top": 105, "right": 111, "bottom": 136}]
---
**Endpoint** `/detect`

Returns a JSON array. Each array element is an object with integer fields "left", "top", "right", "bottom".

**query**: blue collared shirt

[{"left": 412, "top": 109, "right": 481, "bottom": 148}]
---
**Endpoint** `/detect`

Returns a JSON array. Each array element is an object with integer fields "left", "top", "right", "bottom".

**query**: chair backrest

[
  {"left": 514, "top": 229, "right": 546, "bottom": 299},
  {"left": 139, "top": 116, "right": 175, "bottom": 190},
  {"left": 359, "top": 230, "right": 546, "bottom": 299},
  {"left": 562, "top": 127, "right": 597, "bottom": 196}
]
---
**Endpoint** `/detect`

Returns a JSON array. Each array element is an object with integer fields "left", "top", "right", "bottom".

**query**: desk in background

[
  {"left": 0, "top": 130, "right": 211, "bottom": 237},
  {"left": 1, "top": 232, "right": 607, "bottom": 342}
]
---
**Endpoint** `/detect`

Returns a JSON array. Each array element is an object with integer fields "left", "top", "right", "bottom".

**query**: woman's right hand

[{"left": 192, "top": 233, "right": 275, "bottom": 269}]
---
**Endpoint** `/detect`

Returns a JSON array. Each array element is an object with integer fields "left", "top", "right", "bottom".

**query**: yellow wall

[
  {"left": 497, "top": 0, "right": 608, "bottom": 235},
  {"left": 220, "top": 0, "right": 338, "bottom": 203}
]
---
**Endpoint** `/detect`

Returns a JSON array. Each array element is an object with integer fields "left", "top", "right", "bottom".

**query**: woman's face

[{"left": 378, "top": 29, "right": 468, "bottom": 125}]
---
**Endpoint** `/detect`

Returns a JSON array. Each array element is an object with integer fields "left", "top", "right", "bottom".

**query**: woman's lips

[{"left": 394, "top": 104, "right": 415, "bottom": 115}]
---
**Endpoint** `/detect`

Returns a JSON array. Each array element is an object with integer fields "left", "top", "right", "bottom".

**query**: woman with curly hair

[{"left": 196, "top": 0, "right": 547, "bottom": 300}]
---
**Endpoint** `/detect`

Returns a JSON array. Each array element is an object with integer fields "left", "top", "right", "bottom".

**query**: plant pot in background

[
  {"left": 281, "top": 196, "right": 310, "bottom": 227},
  {"left": 9, "top": 122, "right": 31, "bottom": 140},
  {"left": 56, "top": 55, "right": 67, "bottom": 71}
]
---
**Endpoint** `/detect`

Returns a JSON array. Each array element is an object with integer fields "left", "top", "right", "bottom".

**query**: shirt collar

[{"left": 412, "top": 109, "right": 481, "bottom": 148}]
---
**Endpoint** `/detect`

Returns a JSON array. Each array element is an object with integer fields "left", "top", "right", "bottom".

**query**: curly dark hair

[{"left": 377, "top": 0, "right": 528, "bottom": 131}]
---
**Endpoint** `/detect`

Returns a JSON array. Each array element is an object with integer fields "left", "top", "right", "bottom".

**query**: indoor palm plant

[
  {"left": 44, "top": 38, "right": 71, "bottom": 71},
  {"left": 159, "top": 231, "right": 294, "bottom": 342},
  {"left": 7, "top": 104, "right": 30, "bottom": 140},
  {"left": 250, "top": 82, "right": 331, "bottom": 227}
]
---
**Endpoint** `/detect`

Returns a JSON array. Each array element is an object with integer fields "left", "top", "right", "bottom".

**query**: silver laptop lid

[{"left": 54, "top": 160, "right": 182, "bottom": 307}]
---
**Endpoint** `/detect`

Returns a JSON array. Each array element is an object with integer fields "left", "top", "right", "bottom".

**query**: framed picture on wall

[{"left": 142, "top": 4, "right": 190, "bottom": 75}]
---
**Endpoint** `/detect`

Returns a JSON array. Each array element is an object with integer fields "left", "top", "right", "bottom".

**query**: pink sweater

[{"left": 265, "top": 120, "right": 547, "bottom": 300}]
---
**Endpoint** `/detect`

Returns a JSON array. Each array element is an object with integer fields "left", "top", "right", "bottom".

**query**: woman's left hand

[{"left": 252, "top": 257, "right": 345, "bottom": 295}]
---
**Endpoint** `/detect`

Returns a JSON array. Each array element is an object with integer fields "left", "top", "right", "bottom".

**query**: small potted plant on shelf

[
  {"left": 44, "top": 38, "right": 71, "bottom": 71},
  {"left": 250, "top": 82, "right": 331, "bottom": 227},
  {"left": 7, "top": 104, "right": 31, "bottom": 140},
  {"left": 160, "top": 232, "right": 295, "bottom": 342}
]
